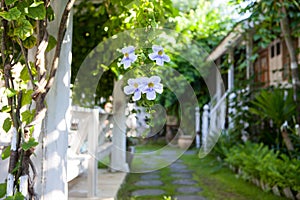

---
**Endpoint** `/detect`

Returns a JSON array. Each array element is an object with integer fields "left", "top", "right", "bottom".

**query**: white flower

[
  {"left": 148, "top": 45, "right": 170, "bottom": 66},
  {"left": 140, "top": 76, "right": 163, "bottom": 100},
  {"left": 120, "top": 46, "right": 137, "bottom": 69},
  {"left": 123, "top": 78, "right": 143, "bottom": 101}
]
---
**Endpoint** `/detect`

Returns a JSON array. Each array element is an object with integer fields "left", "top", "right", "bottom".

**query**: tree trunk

[{"left": 280, "top": 0, "right": 300, "bottom": 125}]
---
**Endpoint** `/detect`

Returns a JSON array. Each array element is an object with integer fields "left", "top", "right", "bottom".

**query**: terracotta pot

[{"left": 178, "top": 135, "right": 193, "bottom": 149}]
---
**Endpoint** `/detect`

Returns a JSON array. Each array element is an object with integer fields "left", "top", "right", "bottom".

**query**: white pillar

[
  {"left": 201, "top": 105, "right": 209, "bottom": 152},
  {"left": 246, "top": 31, "right": 253, "bottom": 89},
  {"left": 195, "top": 107, "right": 200, "bottom": 148},
  {"left": 33, "top": 1, "right": 73, "bottom": 199},
  {"left": 87, "top": 109, "right": 99, "bottom": 197},
  {"left": 111, "top": 80, "right": 129, "bottom": 172},
  {"left": 228, "top": 49, "right": 234, "bottom": 91}
]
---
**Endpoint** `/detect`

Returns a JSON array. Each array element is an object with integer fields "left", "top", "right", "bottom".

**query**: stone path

[{"left": 130, "top": 150, "right": 207, "bottom": 199}]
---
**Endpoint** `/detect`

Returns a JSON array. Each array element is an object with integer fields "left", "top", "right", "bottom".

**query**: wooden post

[
  {"left": 201, "top": 105, "right": 209, "bottom": 152},
  {"left": 87, "top": 109, "right": 99, "bottom": 197}
]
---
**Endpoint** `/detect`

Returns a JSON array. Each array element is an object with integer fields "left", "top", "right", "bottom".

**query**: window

[
  {"left": 271, "top": 45, "right": 275, "bottom": 58},
  {"left": 276, "top": 42, "right": 281, "bottom": 55}
]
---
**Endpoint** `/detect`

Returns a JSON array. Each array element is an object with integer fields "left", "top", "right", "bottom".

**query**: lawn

[{"left": 117, "top": 142, "right": 288, "bottom": 200}]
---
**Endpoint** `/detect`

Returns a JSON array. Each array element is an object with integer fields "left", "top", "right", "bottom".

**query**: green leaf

[
  {"left": 21, "top": 89, "right": 33, "bottom": 107},
  {"left": 0, "top": 7, "right": 21, "bottom": 21},
  {"left": 0, "top": 105, "right": 11, "bottom": 113},
  {"left": 22, "top": 138, "right": 38, "bottom": 151},
  {"left": 46, "top": 35, "right": 57, "bottom": 52},
  {"left": 30, "top": 1, "right": 44, "bottom": 7},
  {"left": 0, "top": 183, "right": 6, "bottom": 198},
  {"left": 1, "top": 145, "right": 11, "bottom": 160},
  {"left": 14, "top": 192, "right": 25, "bottom": 200},
  {"left": 23, "top": 35, "right": 36, "bottom": 49},
  {"left": 26, "top": 3, "right": 46, "bottom": 20},
  {"left": 4, "top": 88, "right": 16, "bottom": 98},
  {"left": 21, "top": 110, "right": 35, "bottom": 125},
  {"left": 46, "top": 6, "right": 55, "bottom": 22},
  {"left": 20, "top": 66, "right": 30, "bottom": 82},
  {"left": 14, "top": 19, "right": 33, "bottom": 40},
  {"left": 5, "top": 0, "right": 18, "bottom": 5},
  {"left": 3, "top": 118, "right": 12, "bottom": 132}
]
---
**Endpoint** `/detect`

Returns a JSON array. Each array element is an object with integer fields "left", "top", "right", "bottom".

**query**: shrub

[{"left": 224, "top": 142, "right": 300, "bottom": 193}]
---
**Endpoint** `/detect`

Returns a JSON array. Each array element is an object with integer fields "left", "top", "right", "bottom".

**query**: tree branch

[{"left": 18, "top": 39, "right": 36, "bottom": 88}]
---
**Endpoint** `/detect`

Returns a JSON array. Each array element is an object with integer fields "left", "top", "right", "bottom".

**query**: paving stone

[
  {"left": 140, "top": 174, "right": 161, "bottom": 180},
  {"left": 174, "top": 195, "right": 207, "bottom": 200},
  {"left": 172, "top": 179, "right": 197, "bottom": 185},
  {"left": 176, "top": 186, "right": 203, "bottom": 194},
  {"left": 170, "top": 168, "right": 193, "bottom": 173},
  {"left": 132, "top": 189, "right": 166, "bottom": 196},
  {"left": 184, "top": 150, "right": 197, "bottom": 155},
  {"left": 169, "top": 163, "right": 187, "bottom": 170},
  {"left": 174, "top": 159, "right": 183, "bottom": 163},
  {"left": 134, "top": 180, "right": 163, "bottom": 186},
  {"left": 171, "top": 173, "right": 193, "bottom": 179}
]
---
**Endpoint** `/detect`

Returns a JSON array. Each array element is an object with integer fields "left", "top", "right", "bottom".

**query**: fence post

[
  {"left": 202, "top": 104, "right": 209, "bottom": 151},
  {"left": 195, "top": 107, "right": 200, "bottom": 148},
  {"left": 228, "top": 92, "right": 236, "bottom": 129}
]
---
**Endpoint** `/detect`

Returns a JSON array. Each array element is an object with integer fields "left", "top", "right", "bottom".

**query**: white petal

[
  {"left": 122, "top": 46, "right": 135, "bottom": 54},
  {"left": 123, "top": 60, "right": 131, "bottom": 69},
  {"left": 156, "top": 58, "right": 164, "bottom": 66},
  {"left": 154, "top": 83, "right": 164, "bottom": 94},
  {"left": 128, "top": 53, "right": 137, "bottom": 62},
  {"left": 124, "top": 86, "right": 135, "bottom": 95},
  {"left": 133, "top": 90, "right": 142, "bottom": 101},
  {"left": 139, "top": 77, "right": 149, "bottom": 85},
  {"left": 152, "top": 45, "right": 163, "bottom": 52},
  {"left": 149, "top": 52, "right": 158, "bottom": 60},
  {"left": 162, "top": 54, "right": 170, "bottom": 62},
  {"left": 146, "top": 90, "right": 156, "bottom": 100},
  {"left": 150, "top": 76, "right": 161, "bottom": 83},
  {"left": 128, "top": 78, "right": 136, "bottom": 85}
]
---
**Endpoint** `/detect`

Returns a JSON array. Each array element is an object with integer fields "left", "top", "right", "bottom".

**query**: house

[{"left": 201, "top": 20, "right": 300, "bottom": 147}]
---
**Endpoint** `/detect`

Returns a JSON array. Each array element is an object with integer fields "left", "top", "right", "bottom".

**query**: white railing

[
  {"left": 68, "top": 106, "right": 115, "bottom": 197},
  {"left": 200, "top": 92, "right": 227, "bottom": 156}
]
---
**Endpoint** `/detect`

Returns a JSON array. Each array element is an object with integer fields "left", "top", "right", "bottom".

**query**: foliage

[
  {"left": 224, "top": 142, "right": 300, "bottom": 192},
  {"left": 250, "top": 89, "right": 296, "bottom": 128},
  {"left": 249, "top": 89, "right": 297, "bottom": 152},
  {"left": 71, "top": 0, "right": 234, "bottom": 111},
  {"left": 72, "top": 0, "right": 177, "bottom": 106}
]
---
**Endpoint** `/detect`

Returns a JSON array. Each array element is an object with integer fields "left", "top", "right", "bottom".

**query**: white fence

[{"left": 200, "top": 92, "right": 227, "bottom": 156}]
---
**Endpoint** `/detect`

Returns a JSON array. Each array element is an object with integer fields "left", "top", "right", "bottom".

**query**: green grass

[
  {"left": 182, "top": 152, "right": 287, "bottom": 200},
  {"left": 117, "top": 143, "right": 288, "bottom": 200}
]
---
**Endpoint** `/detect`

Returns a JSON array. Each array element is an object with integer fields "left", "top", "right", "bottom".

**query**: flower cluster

[
  {"left": 120, "top": 45, "right": 170, "bottom": 101},
  {"left": 120, "top": 45, "right": 170, "bottom": 68},
  {"left": 124, "top": 76, "right": 163, "bottom": 101}
]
